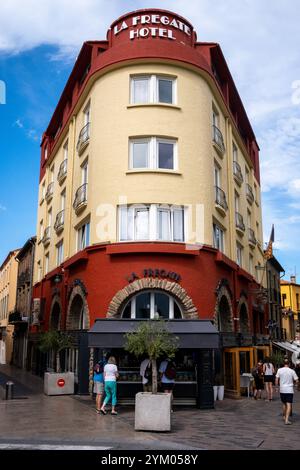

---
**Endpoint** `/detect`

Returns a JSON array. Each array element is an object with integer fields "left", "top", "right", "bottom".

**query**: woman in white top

[
  {"left": 263, "top": 357, "right": 275, "bottom": 401},
  {"left": 100, "top": 356, "right": 119, "bottom": 415}
]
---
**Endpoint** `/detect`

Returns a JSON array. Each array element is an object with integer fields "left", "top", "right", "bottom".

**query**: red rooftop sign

[{"left": 113, "top": 13, "right": 192, "bottom": 41}]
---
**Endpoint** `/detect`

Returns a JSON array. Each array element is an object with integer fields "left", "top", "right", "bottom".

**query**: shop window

[
  {"left": 131, "top": 75, "right": 176, "bottom": 105},
  {"left": 122, "top": 291, "right": 182, "bottom": 319}
]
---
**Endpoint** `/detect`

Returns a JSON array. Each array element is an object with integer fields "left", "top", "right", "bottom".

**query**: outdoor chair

[{"left": 240, "top": 375, "right": 251, "bottom": 398}]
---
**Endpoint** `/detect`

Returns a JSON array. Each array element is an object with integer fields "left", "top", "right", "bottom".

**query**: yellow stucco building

[
  {"left": 281, "top": 277, "right": 300, "bottom": 340},
  {"left": 0, "top": 249, "right": 19, "bottom": 364}
]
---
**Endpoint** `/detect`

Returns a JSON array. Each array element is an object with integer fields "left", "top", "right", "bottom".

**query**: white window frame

[
  {"left": 124, "top": 291, "right": 182, "bottom": 319},
  {"left": 130, "top": 75, "right": 177, "bottom": 105},
  {"left": 118, "top": 204, "right": 185, "bottom": 242},
  {"left": 214, "top": 162, "right": 221, "bottom": 187},
  {"left": 213, "top": 223, "right": 225, "bottom": 253},
  {"left": 236, "top": 242, "right": 243, "bottom": 267},
  {"left": 81, "top": 160, "right": 88, "bottom": 184},
  {"left": 77, "top": 221, "right": 90, "bottom": 252},
  {"left": 129, "top": 137, "right": 177, "bottom": 170},
  {"left": 56, "top": 241, "right": 64, "bottom": 266}
]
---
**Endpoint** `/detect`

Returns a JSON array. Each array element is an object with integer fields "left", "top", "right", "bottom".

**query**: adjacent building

[
  {"left": 31, "top": 9, "right": 267, "bottom": 400},
  {"left": 9, "top": 237, "right": 36, "bottom": 369},
  {"left": 281, "top": 276, "right": 300, "bottom": 341},
  {"left": 0, "top": 249, "right": 19, "bottom": 364},
  {"left": 265, "top": 256, "right": 284, "bottom": 341}
]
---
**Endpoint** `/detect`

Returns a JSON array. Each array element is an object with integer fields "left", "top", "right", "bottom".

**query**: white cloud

[
  {"left": 0, "top": 204, "right": 7, "bottom": 211},
  {"left": 14, "top": 119, "right": 24, "bottom": 128}
]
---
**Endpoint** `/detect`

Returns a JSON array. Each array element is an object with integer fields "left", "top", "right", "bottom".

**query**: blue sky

[{"left": 0, "top": 0, "right": 300, "bottom": 279}]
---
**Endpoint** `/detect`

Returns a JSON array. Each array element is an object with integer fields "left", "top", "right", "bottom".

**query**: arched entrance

[
  {"left": 239, "top": 303, "right": 249, "bottom": 334},
  {"left": 50, "top": 302, "right": 61, "bottom": 331},
  {"left": 218, "top": 296, "right": 232, "bottom": 333},
  {"left": 121, "top": 290, "right": 183, "bottom": 319},
  {"left": 66, "top": 284, "right": 90, "bottom": 331}
]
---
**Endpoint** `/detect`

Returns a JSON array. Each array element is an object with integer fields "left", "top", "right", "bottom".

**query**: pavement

[{"left": 0, "top": 364, "right": 299, "bottom": 450}]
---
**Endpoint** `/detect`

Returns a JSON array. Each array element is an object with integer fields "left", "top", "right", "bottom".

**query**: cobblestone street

[{"left": 0, "top": 365, "right": 299, "bottom": 450}]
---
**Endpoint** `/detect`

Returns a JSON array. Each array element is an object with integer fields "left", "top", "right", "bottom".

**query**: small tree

[
  {"left": 38, "top": 331, "right": 73, "bottom": 373},
  {"left": 270, "top": 351, "right": 285, "bottom": 370},
  {"left": 124, "top": 320, "right": 179, "bottom": 393}
]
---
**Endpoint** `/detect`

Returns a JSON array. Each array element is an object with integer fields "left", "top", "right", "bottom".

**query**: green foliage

[
  {"left": 124, "top": 319, "right": 179, "bottom": 361},
  {"left": 38, "top": 330, "right": 73, "bottom": 354},
  {"left": 270, "top": 351, "right": 285, "bottom": 368}
]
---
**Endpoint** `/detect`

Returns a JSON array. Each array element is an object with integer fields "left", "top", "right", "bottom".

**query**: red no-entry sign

[{"left": 57, "top": 378, "right": 65, "bottom": 387}]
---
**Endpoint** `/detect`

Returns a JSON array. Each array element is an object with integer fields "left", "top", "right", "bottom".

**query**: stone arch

[
  {"left": 238, "top": 297, "right": 250, "bottom": 334},
  {"left": 107, "top": 278, "right": 198, "bottom": 319},
  {"left": 49, "top": 296, "right": 62, "bottom": 331},
  {"left": 66, "top": 285, "right": 90, "bottom": 330},
  {"left": 214, "top": 285, "right": 233, "bottom": 332}
]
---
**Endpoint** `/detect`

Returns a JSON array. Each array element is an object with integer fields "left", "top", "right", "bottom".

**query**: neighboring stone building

[
  {"left": 265, "top": 256, "right": 284, "bottom": 341},
  {"left": 9, "top": 237, "right": 36, "bottom": 369},
  {"left": 31, "top": 9, "right": 267, "bottom": 400},
  {"left": 0, "top": 249, "right": 19, "bottom": 364}
]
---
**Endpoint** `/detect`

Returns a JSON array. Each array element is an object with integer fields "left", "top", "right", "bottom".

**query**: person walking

[
  {"left": 93, "top": 360, "right": 105, "bottom": 413},
  {"left": 100, "top": 356, "right": 119, "bottom": 415},
  {"left": 252, "top": 360, "right": 264, "bottom": 399},
  {"left": 140, "top": 357, "right": 152, "bottom": 392},
  {"left": 263, "top": 357, "right": 275, "bottom": 401},
  {"left": 159, "top": 358, "right": 176, "bottom": 411},
  {"left": 275, "top": 358, "right": 299, "bottom": 425}
]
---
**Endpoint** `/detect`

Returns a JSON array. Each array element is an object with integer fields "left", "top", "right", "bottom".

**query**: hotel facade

[{"left": 31, "top": 9, "right": 268, "bottom": 401}]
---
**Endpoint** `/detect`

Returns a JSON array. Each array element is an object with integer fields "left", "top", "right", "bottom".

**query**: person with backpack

[
  {"left": 140, "top": 357, "right": 152, "bottom": 392},
  {"left": 93, "top": 360, "right": 105, "bottom": 414},
  {"left": 159, "top": 358, "right": 176, "bottom": 411}
]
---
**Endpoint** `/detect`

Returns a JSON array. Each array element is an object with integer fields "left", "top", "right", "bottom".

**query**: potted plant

[
  {"left": 125, "top": 319, "right": 179, "bottom": 431},
  {"left": 38, "top": 331, "right": 75, "bottom": 395}
]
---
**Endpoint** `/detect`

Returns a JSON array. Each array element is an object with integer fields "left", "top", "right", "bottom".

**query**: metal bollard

[{"left": 5, "top": 381, "right": 14, "bottom": 400}]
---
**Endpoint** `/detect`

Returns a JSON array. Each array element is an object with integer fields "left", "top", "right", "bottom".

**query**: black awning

[{"left": 88, "top": 319, "right": 219, "bottom": 349}]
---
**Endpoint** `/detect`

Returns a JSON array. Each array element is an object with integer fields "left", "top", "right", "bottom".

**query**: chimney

[{"left": 290, "top": 275, "right": 296, "bottom": 284}]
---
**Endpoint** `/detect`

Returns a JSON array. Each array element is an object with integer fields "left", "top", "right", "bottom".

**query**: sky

[{"left": 0, "top": 0, "right": 299, "bottom": 279}]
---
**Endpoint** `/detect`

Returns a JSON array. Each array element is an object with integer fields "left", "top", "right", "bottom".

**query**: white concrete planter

[
  {"left": 213, "top": 385, "right": 218, "bottom": 401},
  {"left": 134, "top": 392, "right": 171, "bottom": 431},
  {"left": 44, "top": 372, "right": 75, "bottom": 396},
  {"left": 217, "top": 385, "right": 224, "bottom": 401}
]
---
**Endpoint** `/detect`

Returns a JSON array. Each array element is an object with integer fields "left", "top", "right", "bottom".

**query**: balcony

[
  {"left": 212, "top": 125, "right": 225, "bottom": 156},
  {"left": 233, "top": 161, "right": 243, "bottom": 186},
  {"left": 246, "top": 184, "right": 254, "bottom": 205},
  {"left": 73, "top": 183, "right": 87, "bottom": 214},
  {"left": 54, "top": 210, "right": 65, "bottom": 233},
  {"left": 42, "top": 226, "right": 51, "bottom": 246},
  {"left": 77, "top": 122, "right": 90, "bottom": 155},
  {"left": 45, "top": 182, "right": 54, "bottom": 203},
  {"left": 215, "top": 186, "right": 228, "bottom": 216},
  {"left": 248, "top": 228, "right": 256, "bottom": 247},
  {"left": 235, "top": 212, "right": 245, "bottom": 235},
  {"left": 57, "top": 159, "right": 68, "bottom": 184}
]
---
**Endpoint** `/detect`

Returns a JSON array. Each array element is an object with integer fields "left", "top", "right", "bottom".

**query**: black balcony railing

[
  {"left": 235, "top": 212, "right": 245, "bottom": 232},
  {"left": 42, "top": 226, "right": 51, "bottom": 245},
  {"left": 73, "top": 183, "right": 87, "bottom": 211},
  {"left": 233, "top": 161, "right": 243, "bottom": 185},
  {"left": 248, "top": 228, "right": 256, "bottom": 246},
  {"left": 77, "top": 123, "right": 90, "bottom": 152},
  {"left": 246, "top": 184, "right": 254, "bottom": 204},
  {"left": 45, "top": 182, "right": 54, "bottom": 202},
  {"left": 54, "top": 210, "right": 65, "bottom": 232},
  {"left": 212, "top": 125, "right": 225, "bottom": 154},
  {"left": 58, "top": 159, "right": 68, "bottom": 182},
  {"left": 215, "top": 186, "right": 228, "bottom": 211}
]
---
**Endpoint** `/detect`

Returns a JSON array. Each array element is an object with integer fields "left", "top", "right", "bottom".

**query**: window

[
  {"left": 122, "top": 291, "right": 182, "bottom": 319},
  {"left": 131, "top": 75, "right": 176, "bottom": 104},
  {"left": 57, "top": 241, "right": 64, "bottom": 266},
  {"left": 213, "top": 223, "right": 225, "bottom": 252},
  {"left": 233, "top": 142, "right": 238, "bottom": 162},
  {"left": 61, "top": 189, "right": 66, "bottom": 210},
  {"left": 212, "top": 107, "right": 219, "bottom": 127},
  {"left": 236, "top": 242, "right": 243, "bottom": 267},
  {"left": 282, "top": 293, "right": 286, "bottom": 307},
  {"left": 39, "top": 220, "right": 44, "bottom": 240},
  {"left": 247, "top": 210, "right": 251, "bottom": 228},
  {"left": 41, "top": 182, "right": 46, "bottom": 201},
  {"left": 77, "top": 221, "right": 90, "bottom": 251},
  {"left": 256, "top": 222, "right": 260, "bottom": 244},
  {"left": 47, "top": 208, "right": 52, "bottom": 229},
  {"left": 245, "top": 167, "right": 250, "bottom": 184},
  {"left": 84, "top": 103, "right": 90, "bottom": 125},
  {"left": 214, "top": 163, "right": 221, "bottom": 187},
  {"left": 45, "top": 253, "right": 49, "bottom": 275},
  {"left": 63, "top": 140, "right": 68, "bottom": 160},
  {"left": 50, "top": 165, "right": 55, "bottom": 182},
  {"left": 249, "top": 254, "right": 254, "bottom": 275},
  {"left": 119, "top": 204, "right": 185, "bottom": 242},
  {"left": 37, "top": 261, "right": 42, "bottom": 282},
  {"left": 81, "top": 160, "right": 88, "bottom": 184},
  {"left": 130, "top": 137, "right": 176, "bottom": 170}
]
